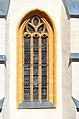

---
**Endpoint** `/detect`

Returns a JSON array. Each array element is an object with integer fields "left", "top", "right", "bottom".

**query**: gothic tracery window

[
  {"left": 17, "top": 11, "right": 56, "bottom": 108},
  {"left": 24, "top": 16, "right": 48, "bottom": 101}
]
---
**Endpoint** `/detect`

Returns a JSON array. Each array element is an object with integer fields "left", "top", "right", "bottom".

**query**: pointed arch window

[
  {"left": 24, "top": 16, "right": 48, "bottom": 102},
  {"left": 17, "top": 11, "right": 56, "bottom": 109}
]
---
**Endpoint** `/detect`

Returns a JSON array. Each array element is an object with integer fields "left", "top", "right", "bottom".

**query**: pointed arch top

[{"left": 17, "top": 8, "right": 56, "bottom": 34}]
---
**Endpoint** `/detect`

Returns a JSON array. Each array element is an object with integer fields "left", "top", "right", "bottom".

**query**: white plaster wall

[
  {"left": 4, "top": 0, "right": 63, "bottom": 119},
  {"left": 0, "top": 114, "right": 2, "bottom": 119},
  {"left": 0, "top": 19, "right": 5, "bottom": 101},
  {"left": 70, "top": 18, "right": 79, "bottom": 119},
  {"left": 61, "top": 2, "right": 76, "bottom": 119},
  {"left": 72, "top": 62, "right": 79, "bottom": 100},
  {"left": 0, "top": 18, "right": 5, "bottom": 119},
  {"left": 70, "top": 18, "right": 79, "bottom": 99},
  {"left": 76, "top": 112, "right": 79, "bottom": 119},
  {"left": 0, "top": 19, "right": 5, "bottom": 54},
  {"left": 70, "top": 19, "right": 79, "bottom": 53},
  {"left": 2, "top": 16, "right": 10, "bottom": 119}
]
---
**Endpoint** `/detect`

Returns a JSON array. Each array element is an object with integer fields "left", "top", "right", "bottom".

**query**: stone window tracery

[{"left": 24, "top": 16, "right": 48, "bottom": 101}]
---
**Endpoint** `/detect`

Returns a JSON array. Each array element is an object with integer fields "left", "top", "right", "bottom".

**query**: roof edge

[
  {"left": 62, "top": 0, "right": 70, "bottom": 19},
  {"left": 0, "top": 0, "right": 10, "bottom": 18},
  {"left": 62, "top": 0, "right": 79, "bottom": 19}
]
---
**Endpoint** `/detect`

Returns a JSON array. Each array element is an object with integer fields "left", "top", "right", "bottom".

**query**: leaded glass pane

[
  {"left": 33, "top": 67, "right": 38, "bottom": 75},
  {"left": 42, "top": 66, "right": 47, "bottom": 75},
  {"left": 42, "top": 76, "right": 47, "bottom": 86},
  {"left": 33, "top": 76, "right": 38, "bottom": 87},
  {"left": 24, "top": 53, "right": 30, "bottom": 64},
  {"left": 42, "top": 88, "right": 47, "bottom": 100},
  {"left": 24, "top": 68, "right": 30, "bottom": 75},
  {"left": 33, "top": 17, "right": 39, "bottom": 26},
  {"left": 42, "top": 37, "right": 47, "bottom": 100},
  {"left": 33, "top": 63, "right": 38, "bottom": 68},
  {"left": 37, "top": 24, "right": 44, "bottom": 33},
  {"left": 24, "top": 63, "right": 30, "bottom": 68},
  {"left": 33, "top": 88, "right": 38, "bottom": 101},
  {"left": 24, "top": 36, "right": 30, "bottom": 48},
  {"left": 33, "top": 37, "right": 38, "bottom": 51},
  {"left": 28, "top": 24, "right": 35, "bottom": 33},
  {"left": 42, "top": 37, "right": 47, "bottom": 49},
  {"left": 33, "top": 37, "right": 38, "bottom": 100},
  {"left": 42, "top": 51, "right": 47, "bottom": 64},
  {"left": 42, "top": 75, "right": 47, "bottom": 100},
  {"left": 24, "top": 88, "right": 30, "bottom": 101},
  {"left": 24, "top": 36, "right": 30, "bottom": 101},
  {"left": 42, "top": 37, "right": 47, "bottom": 65},
  {"left": 33, "top": 52, "right": 38, "bottom": 64},
  {"left": 24, "top": 76, "right": 30, "bottom": 87},
  {"left": 33, "top": 77, "right": 38, "bottom": 100}
]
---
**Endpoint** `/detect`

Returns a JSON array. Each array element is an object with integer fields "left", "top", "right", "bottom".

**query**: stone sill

[{"left": 18, "top": 101, "right": 55, "bottom": 109}]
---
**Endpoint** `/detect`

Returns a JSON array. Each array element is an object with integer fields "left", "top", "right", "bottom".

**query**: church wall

[
  {"left": 2, "top": 15, "right": 10, "bottom": 119},
  {"left": 61, "top": 2, "right": 76, "bottom": 119},
  {"left": 71, "top": 19, "right": 79, "bottom": 53},
  {"left": 0, "top": 19, "right": 5, "bottom": 99},
  {"left": 0, "top": 19, "right": 5, "bottom": 54},
  {"left": 76, "top": 112, "right": 79, "bottom": 119},
  {"left": 3, "top": 0, "right": 63, "bottom": 119},
  {"left": 0, "top": 19, "right": 5, "bottom": 119},
  {"left": 70, "top": 19, "right": 79, "bottom": 100},
  {"left": 70, "top": 18, "right": 79, "bottom": 119},
  {"left": 1, "top": 0, "right": 78, "bottom": 119}
]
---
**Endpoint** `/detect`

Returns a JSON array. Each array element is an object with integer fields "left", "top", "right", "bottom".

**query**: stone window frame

[{"left": 16, "top": 9, "right": 57, "bottom": 109}]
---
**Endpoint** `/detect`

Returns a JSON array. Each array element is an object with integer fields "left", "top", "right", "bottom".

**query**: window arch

[{"left": 16, "top": 9, "right": 56, "bottom": 108}]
